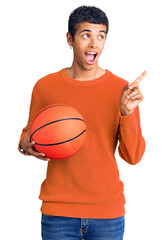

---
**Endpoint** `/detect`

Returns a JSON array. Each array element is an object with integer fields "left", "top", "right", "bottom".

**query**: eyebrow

[{"left": 79, "top": 29, "right": 106, "bottom": 34}]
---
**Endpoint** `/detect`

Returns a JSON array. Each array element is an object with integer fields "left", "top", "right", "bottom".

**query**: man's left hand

[{"left": 120, "top": 71, "right": 147, "bottom": 116}]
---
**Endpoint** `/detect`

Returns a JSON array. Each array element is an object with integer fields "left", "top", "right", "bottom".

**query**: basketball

[{"left": 30, "top": 104, "right": 87, "bottom": 160}]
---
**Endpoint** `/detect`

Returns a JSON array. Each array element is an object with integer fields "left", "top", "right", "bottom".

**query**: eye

[
  {"left": 82, "top": 34, "right": 89, "bottom": 39},
  {"left": 98, "top": 35, "right": 104, "bottom": 40}
]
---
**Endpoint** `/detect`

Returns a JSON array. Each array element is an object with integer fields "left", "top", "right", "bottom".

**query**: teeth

[{"left": 86, "top": 52, "right": 97, "bottom": 55}]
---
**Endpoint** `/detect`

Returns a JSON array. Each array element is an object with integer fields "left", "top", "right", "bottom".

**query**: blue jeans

[{"left": 41, "top": 214, "right": 125, "bottom": 240}]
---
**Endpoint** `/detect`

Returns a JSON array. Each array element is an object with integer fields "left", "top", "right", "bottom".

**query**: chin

[{"left": 83, "top": 62, "right": 98, "bottom": 70}]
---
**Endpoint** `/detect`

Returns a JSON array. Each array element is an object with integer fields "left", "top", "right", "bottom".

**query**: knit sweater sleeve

[
  {"left": 118, "top": 106, "right": 145, "bottom": 165},
  {"left": 18, "top": 82, "right": 43, "bottom": 155}
]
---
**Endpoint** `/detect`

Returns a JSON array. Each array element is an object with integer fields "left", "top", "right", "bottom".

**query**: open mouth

[{"left": 85, "top": 52, "right": 97, "bottom": 64}]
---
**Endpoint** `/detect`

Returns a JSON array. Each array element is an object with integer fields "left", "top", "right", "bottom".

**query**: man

[{"left": 19, "top": 5, "right": 146, "bottom": 240}]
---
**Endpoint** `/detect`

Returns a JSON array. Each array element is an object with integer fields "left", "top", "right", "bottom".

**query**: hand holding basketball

[
  {"left": 20, "top": 125, "right": 50, "bottom": 161},
  {"left": 120, "top": 71, "right": 147, "bottom": 116},
  {"left": 30, "top": 104, "right": 87, "bottom": 160}
]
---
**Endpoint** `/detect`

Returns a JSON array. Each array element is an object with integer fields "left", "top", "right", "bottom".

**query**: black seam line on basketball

[
  {"left": 30, "top": 118, "right": 85, "bottom": 140},
  {"left": 32, "top": 104, "right": 71, "bottom": 122},
  {"left": 32, "top": 134, "right": 79, "bottom": 160},
  {"left": 34, "top": 129, "right": 86, "bottom": 146}
]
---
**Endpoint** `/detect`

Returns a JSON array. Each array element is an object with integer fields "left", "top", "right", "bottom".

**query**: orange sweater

[{"left": 19, "top": 68, "right": 145, "bottom": 219}]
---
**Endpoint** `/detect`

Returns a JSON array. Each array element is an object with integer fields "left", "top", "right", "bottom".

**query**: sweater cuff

[
  {"left": 119, "top": 110, "right": 138, "bottom": 133},
  {"left": 119, "top": 110, "right": 136, "bottom": 121}
]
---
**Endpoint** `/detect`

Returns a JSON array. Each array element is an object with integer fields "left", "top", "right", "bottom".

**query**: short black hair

[{"left": 68, "top": 6, "right": 109, "bottom": 39}]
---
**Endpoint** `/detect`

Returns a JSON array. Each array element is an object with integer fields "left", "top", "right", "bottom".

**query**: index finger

[{"left": 133, "top": 70, "right": 147, "bottom": 84}]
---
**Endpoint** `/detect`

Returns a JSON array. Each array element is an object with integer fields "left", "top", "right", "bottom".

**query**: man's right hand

[{"left": 20, "top": 125, "right": 50, "bottom": 161}]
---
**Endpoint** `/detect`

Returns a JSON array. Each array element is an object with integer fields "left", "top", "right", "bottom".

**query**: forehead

[{"left": 76, "top": 22, "right": 107, "bottom": 33}]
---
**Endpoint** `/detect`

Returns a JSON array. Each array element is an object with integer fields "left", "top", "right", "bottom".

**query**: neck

[{"left": 66, "top": 62, "right": 105, "bottom": 81}]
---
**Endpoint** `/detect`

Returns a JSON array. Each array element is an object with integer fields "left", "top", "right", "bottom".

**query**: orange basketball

[{"left": 30, "top": 104, "right": 87, "bottom": 160}]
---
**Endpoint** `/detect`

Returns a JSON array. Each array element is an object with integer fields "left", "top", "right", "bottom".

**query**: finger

[
  {"left": 133, "top": 70, "right": 147, "bottom": 84},
  {"left": 29, "top": 149, "right": 50, "bottom": 160},
  {"left": 27, "top": 141, "right": 35, "bottom": 148},
  {"left": 20, "top": 140, "right": 34, "bottom": 154},
  {"left": 123, "top": 83, "right": 129, "bottom": 90},
  {"left": 131, "top": 93, "right": 144, "bottom": 101},
  {"left": 27, "top": 148, "right": 50, "bottom": 161},
  {"left": 128, "top": 89, "right": 141, "bottom": 99},
  {"left": 122, "top": 84, "right": 133, "bottom": 96},
  {"left": 35, "top": 152, "right": 50, "bottom": 161},
  {"left": 27, "top": 146, "right": 43, "bottom": 157},
  {"left": 128, "top": 82, "right": 139, "bottom": 90},
  {"left": 37, "top": 156, "right": 51, "bottom": 161}
]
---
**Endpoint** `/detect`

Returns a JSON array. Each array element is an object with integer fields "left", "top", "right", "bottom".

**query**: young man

[{"left": 19, "top": 6, "right": 146, "bottom": 240}]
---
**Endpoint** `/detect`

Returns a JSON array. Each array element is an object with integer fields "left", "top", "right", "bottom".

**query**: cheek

[
  {"left": 73, "top": 44, "right": 86, "bottom": 59},
  {"left": 74, "top": 48, "right": 84, "bottom": 60},
  {"left": 98, "top": 41, "right": 105, "bottom": 53},
  {"left": 73, "top": 43, "right": 83, "bottom": 54}
]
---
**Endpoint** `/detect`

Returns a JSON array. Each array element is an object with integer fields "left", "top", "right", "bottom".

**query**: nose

[{"left": 89, "top": 36, "right": 97, "bottom": 48}]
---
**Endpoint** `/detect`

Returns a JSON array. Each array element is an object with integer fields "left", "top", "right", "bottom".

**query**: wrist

[
  {"left": 120, "top": 108, "right": 133, "bottom": 116},
  {"left": 19, "top": 143, "right": 28, "bottom": 155},
  {"left": 120, "top": 107, "right": 128, "bottom": 116}
]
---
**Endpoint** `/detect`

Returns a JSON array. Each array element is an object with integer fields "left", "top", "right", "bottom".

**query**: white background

[{"left": 0, "top": 0, "right": 165, "bottom": 239}]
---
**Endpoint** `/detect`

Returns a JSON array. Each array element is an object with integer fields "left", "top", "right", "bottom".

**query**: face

[{"left": 67, "top": 22, "right": 107, "bottom": 70}]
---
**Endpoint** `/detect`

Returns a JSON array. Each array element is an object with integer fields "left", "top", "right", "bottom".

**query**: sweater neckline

[{"left": 61, "top": 68, "right": 111, "bottom": 86}]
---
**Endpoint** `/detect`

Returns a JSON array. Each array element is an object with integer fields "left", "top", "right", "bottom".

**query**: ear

[{"left": 66, "top": 32, "right": 73, "bottom": 47}]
